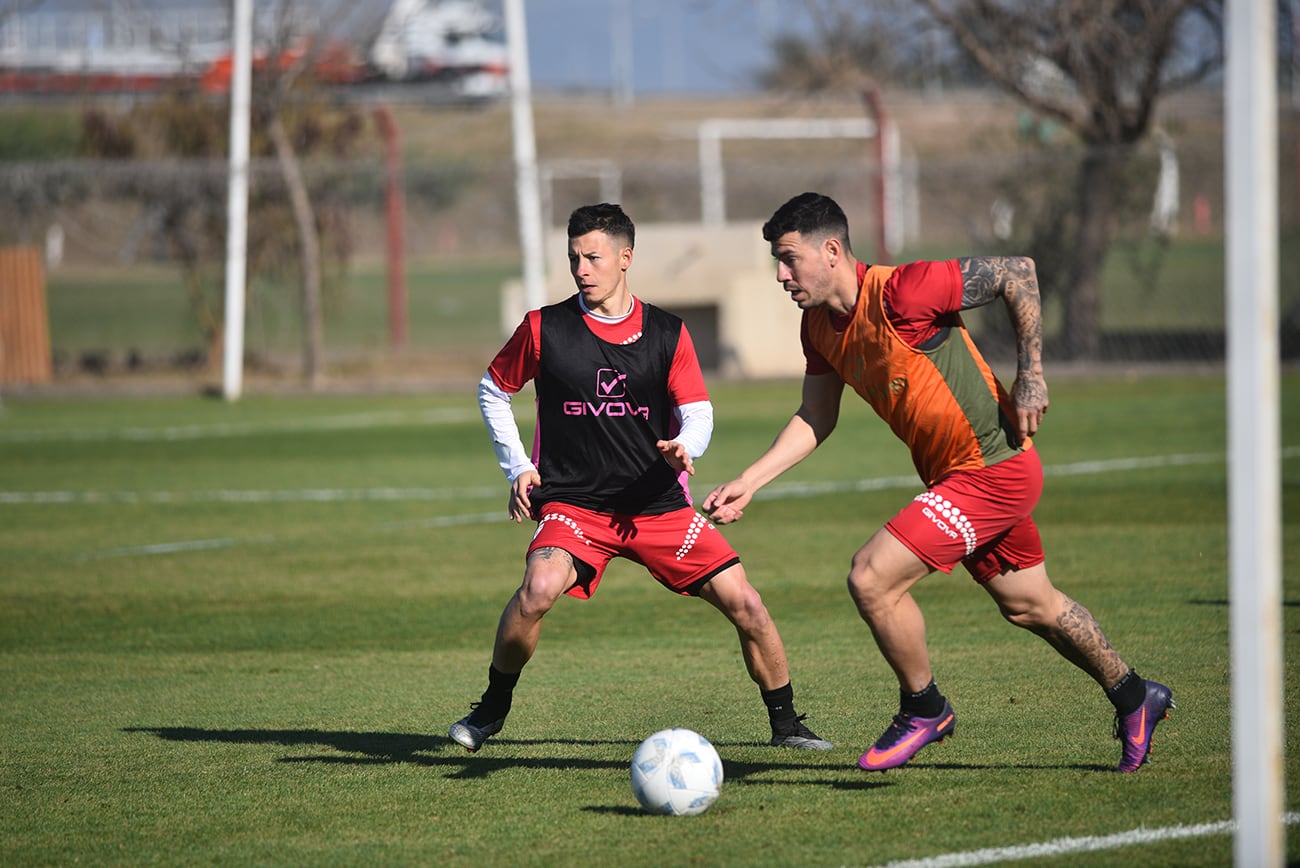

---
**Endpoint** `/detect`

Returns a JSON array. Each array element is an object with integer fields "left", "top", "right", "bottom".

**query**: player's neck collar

[{"left": 579, "top": 293, "right": 636, "bottom": 323}]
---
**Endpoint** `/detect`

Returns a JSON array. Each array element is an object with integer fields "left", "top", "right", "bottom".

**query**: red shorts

[
  {"left": 527, "top": 502, "right": 741, "bottom": 599},
  {"left": 885, "top": 448, "right": 1046, "bottom": 584}
]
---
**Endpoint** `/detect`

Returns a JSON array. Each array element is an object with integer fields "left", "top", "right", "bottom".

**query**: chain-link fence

[{"left": 1, "top": 96, "right": 1296, "bottom": 386}]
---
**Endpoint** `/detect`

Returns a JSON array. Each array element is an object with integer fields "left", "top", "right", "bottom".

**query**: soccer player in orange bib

[
  {"left": 450, "top": 203, "right": 830, "bottom": 754},
  {"left": 703, "top": 192, "right": 1172, "bottom": 773}
]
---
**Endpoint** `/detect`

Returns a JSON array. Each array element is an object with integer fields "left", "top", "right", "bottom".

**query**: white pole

[
  {"left": 221, "top": 0, "right": 252, "bottom": 402},
  {"left": 699, "top": 121, "right": 724, "bottom": 226},
  {"left": 882, "top": 115, "right": 903, "bottom": 255},
  {"left": 611, "top": 0, "right": 634, "bottom": 108},
  {"left": 690, "top": 118, "right": 876, "bottom": 227},
  {"left": 504, "top": 0, "right": 546, "bottom": 312},
  {"left": 1226, "top": 0, "right": 1283, "bottom": 865}
]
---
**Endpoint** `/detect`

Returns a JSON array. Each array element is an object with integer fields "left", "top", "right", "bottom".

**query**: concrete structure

[{"left": 500, "top": 221, "right": 804, "bottom": 379}]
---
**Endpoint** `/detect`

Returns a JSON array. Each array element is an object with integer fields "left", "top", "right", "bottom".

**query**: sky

[
  {"left": 513, "top": 0, "right": 785, "bottom": 96},
  {"left": 5, "top": 0, "right": 790, "bottom": 96}
]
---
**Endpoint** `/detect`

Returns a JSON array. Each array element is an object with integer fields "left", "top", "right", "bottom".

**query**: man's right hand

[
  {"left": 702, "top": 479, "right": 752, "bottom": 525},
  {"left": 509, "top": 469, "right": 540, "bottom": 523}
]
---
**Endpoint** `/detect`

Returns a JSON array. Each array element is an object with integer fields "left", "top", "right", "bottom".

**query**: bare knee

[
  {"left": 982, "top": 564, "right": 1067, "bottom": 631},
  {"left": 513, "top": 584, "right": 558, "bottom": 621},
  {"left": 995, "top": 588, "right": 1065, "bottom": 631},
  {"left": 514, "top": 563, "right": 571, "bottom": 620},
  {"left": 726, "top": 586, "right": 773, "bottom": 635},
  {"left": 702, "top": 570, "right": 773, "bottom": 635},
  {"left": 996, "top": 600, "right": 1039, "bottom": 630},
  {"left": 846, "top": 551, "right": 888, "bottom": 613}
]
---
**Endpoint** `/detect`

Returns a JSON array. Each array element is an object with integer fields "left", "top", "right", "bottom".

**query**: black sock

[
  {"left": 1105, "top": 669, "right": 1145, "bottom": 716},
  {"left": 761, "top": 682, "right": 798, "bottom": 731},
  {"left": 900, "top": 680, "right": 946, "bottom": 718},
  {"left": 476, "top": 664, "right": 519, "bottom": 720}
]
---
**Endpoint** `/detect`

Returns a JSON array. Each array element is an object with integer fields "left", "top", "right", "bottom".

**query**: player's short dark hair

[
  {"left": 762, "top": 192, "right": 851, "bottom": 249},
  {"left": 568, "top": 203, "right": 635, "bottom": 249}
]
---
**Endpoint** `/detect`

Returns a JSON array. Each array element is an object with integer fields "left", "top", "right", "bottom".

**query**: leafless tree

[
  {"left": 758, "top": 0, "right": 938, "bottom": 91},
  {"left": 916, "top": 0, "right": 1223, "bottom": 359},
  {"left": 760, "top": 0, "right": 1224, "bottom": 360},
  {"left": 251, "top": 2, "right": 328, "bottom": 388},
  {"left": 72, "top": 8, "right": 365, "bottom": 384}
]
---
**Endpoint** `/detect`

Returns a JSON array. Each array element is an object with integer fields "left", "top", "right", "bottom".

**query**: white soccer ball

[{"left": 629, "top": 728, "right": 723, "bottom": 816}]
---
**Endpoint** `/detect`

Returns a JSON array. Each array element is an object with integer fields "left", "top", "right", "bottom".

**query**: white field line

[
  {"left": 18, "top": 448, "right": 1298, "bottom": 507},
  {"left": 14, "top": 446, "right": 1299, "bottom": 560},
  {"left": 0, "top": 407, "right": 482, "bottom": 443},
  {"left": 89, "top": 536, "right": 276, "bottom": 559},
  {"left": 73, "top": 512, "right": 515, "bottom": 560},
  {"left": 0, "top": 486, "right": 501, "bottom": 505},
  {"left": 381, "top": 512, "right": 513, "bottom": 530},
  {"left": 750, "top": 445, "right": 1300, "bottom": 503},
  {"left": 864, "top": 812, "right": 1299, "bottom": 868}
]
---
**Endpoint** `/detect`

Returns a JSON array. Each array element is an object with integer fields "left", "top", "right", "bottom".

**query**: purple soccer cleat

[
  {"left": 858, "top": 700, "right": 956, "bottom": 771},
  {"left": 1113, "top": 679, "right": 1174, "bottom": 772}
]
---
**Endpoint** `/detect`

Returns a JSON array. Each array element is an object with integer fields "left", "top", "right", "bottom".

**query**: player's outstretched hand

[
  {"left": 657, "top": 440, "right": 694, "bottom": 476},
  {"left": 508, "top": 469, "right": 540, "bottom": 523},
  {"left": 702, "top": 479, "right": 751, "bottom": 525}
]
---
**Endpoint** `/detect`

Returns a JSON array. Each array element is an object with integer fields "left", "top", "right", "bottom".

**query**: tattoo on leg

[
  {"left": 1039, "top": 598, "right": 1127, "bottom": 687},
  {"left": 528, "top": 546, "right": 574, "bottom": 570}
]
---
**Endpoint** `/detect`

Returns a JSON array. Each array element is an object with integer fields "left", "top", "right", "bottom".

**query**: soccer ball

[{"left": 629, "top": 728, "right": 723, "bottom": 816}]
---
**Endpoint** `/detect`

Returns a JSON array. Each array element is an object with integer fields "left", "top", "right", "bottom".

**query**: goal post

[{"left": 1225, "top": 0, "right": 1284, "bottom": 864}]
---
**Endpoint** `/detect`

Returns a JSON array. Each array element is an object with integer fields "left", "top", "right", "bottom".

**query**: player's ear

[
  {"left": 822, "top": 235, "right": 842, "bottom": 264},
  {"left": 620, "top": 246, "right": 633, "bottom": 271}
]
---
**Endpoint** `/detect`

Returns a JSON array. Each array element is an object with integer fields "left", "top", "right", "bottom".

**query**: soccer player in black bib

[{"left": 450, "top": 203, "right": 831, "bottom": 753}]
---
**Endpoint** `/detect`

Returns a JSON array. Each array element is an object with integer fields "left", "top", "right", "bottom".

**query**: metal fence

[{"left": 0, "top": 114, "right": 1296, "bottom": 385}]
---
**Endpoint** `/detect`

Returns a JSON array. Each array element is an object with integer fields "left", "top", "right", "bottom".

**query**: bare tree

[
  {"left": 759, "top": 0, "right": 934, "bottom": 91},
  {"left": 760, "top": 0, "right": 1223, "bottom": 360},
  {"left": 917, "top": 0, "right": 1223, "bottom": 359},
  {"left": 254, "top": 1, "right": 330, "bottom": 388},
  {"left": 76, "top": 68, "right": 364, "bottom": 383}
]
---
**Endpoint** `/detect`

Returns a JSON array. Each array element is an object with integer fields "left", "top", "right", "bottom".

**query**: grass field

[
  {"left": 2, "top": 373, "right": 1298, "bottom": 866},
  {"left": 44, "top": 257, "right": 521, "bottom": 363}
]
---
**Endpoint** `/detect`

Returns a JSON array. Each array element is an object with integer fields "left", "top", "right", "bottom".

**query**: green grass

[
  {"left": 0, "top": 105, "right": 82, "bottom": 160},
  {"left": 45, "top": 257, "right": 518, "bottom": 361},
  {"left": 1, "top": 373, "right": 1298, "bottom": 866}
]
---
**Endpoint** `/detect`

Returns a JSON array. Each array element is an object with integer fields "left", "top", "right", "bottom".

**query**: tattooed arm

[{"left": 957, "top": 256, "right": 1048, "bottom": 442}]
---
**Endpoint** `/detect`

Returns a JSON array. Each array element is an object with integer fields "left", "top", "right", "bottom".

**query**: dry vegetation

[
  {"left": 393, "top": 87, "right": 1224, "bottom": 166},
  {"left": 378, "top": 87, "right": 1229, "bottom": 261},
  {"left": 393, "top": 89, "right": 1024, "bottom": 169}
]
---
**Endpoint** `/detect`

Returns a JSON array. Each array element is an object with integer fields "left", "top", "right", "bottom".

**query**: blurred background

[{"left": 0, "top": 0, "right": 1296, "bottom": 392}]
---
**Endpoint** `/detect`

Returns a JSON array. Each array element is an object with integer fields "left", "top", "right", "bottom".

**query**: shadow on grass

[
  {"left": 122, "top": 727, "right": 862, "bottom": 784},
  {"left": 918, "top": 760, "right": 1114, "bottom": 772}
]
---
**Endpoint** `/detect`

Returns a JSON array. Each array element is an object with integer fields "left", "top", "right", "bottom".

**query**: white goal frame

[{"left": 1226, "top": 0, "right": 1284, "bottom": 865}]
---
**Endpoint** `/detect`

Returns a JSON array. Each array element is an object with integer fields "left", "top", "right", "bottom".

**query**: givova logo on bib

[
  {"left": 597, "top": 367, "right": 627, "bottom": 397},
  {"left": 563, "top": 368, "right": 650, "bottom": 419}
]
